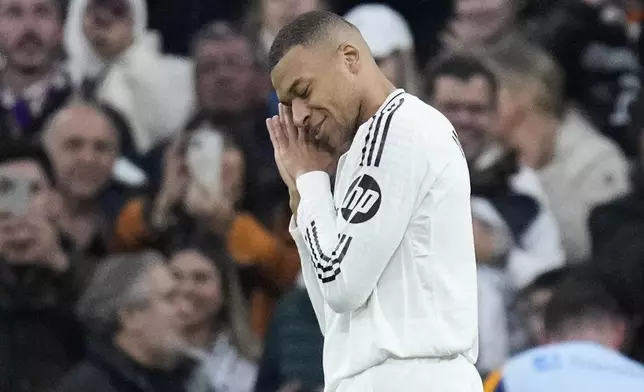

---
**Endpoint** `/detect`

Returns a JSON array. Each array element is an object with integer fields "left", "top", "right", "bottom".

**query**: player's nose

[{"left": 291, "top": 98, "right": 311, "bottom": 128}]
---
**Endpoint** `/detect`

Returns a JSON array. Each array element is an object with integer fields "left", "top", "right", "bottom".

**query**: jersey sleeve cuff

[
  {"left": 296, "top": 171, "right": 332, "bottom": 201},
  {"left": 288, "top": 216, "right": 299, "bottom": 235}
]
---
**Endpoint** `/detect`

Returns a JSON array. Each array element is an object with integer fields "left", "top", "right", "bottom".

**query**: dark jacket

[
  {"left": 524, "top": 0, "right": 641, "bottom": 157},
  {"left": 589, "top": 175, "right": 644, "bottom": 363},
  {"left": 254, "top": 287, "right": 324, "bottom": 392},
  {"left": 56, "top": 339, "right": 211, "bottom": 392},
  {"left": 0, "top": 246, "right": 91, "bottom": 392},
  {"left": 0, "top": 79, "right": 73, "bottom": 142}
]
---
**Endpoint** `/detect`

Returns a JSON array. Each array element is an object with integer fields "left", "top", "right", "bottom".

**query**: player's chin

[{"left": 314, "top": 132, "right": 335, "bottom": 153}]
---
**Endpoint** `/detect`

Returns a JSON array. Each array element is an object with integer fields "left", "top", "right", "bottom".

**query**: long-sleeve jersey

[{"left": 289, "top": 89, "right": 479, "bottom": 391}]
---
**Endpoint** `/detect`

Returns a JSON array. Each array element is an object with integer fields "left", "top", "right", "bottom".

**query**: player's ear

[{"left": 339, "top": 43, "right": 360, "bottom": 74}]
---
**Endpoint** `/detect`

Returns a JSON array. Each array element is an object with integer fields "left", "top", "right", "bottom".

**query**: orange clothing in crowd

[{"left": 114, "top": 198, "right": 301, "bottom": 337}]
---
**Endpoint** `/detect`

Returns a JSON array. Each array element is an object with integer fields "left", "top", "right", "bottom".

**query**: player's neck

[{"left": 357, "top": 76, "right": 397, "bottom": 126}]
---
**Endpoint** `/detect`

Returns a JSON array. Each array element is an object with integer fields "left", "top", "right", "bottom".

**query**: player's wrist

[{"left": 295, "top": 171, "right": 332, "bottom": 201}]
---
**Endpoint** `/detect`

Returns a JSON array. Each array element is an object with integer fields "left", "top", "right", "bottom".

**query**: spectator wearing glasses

[
  {"left": 0, "top": 140, "right": 90, "bottom": 392},
  {"left": 0, "top": 0, "right": 73, "bottom": 141}
]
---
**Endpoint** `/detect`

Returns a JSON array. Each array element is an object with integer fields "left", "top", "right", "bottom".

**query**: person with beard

[{"left": 0, "top": 0, "right": 73, "bottom": 141}]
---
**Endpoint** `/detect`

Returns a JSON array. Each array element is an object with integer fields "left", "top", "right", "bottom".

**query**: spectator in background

[
  {"left": 145, "top": 0, "right": 242, "bottom": 56},
  {"left": 64, "top": 0, "right": 194, "bottom": 154},
  {"left": 0, "top": 141, "right": 89, "bottom": 392},
  {"left": 171, "top": 243, "right": 260, "bottom": 392},
  {"left": 443, "top": 0, "right": 518, "bottom": 50},
  {"left": 486, "top": 33, "right": 631, "bottom": 263},
  {"left": 424, "top": 53, "right": 565, "bottom": 373},
  {"left": 0, "top": 0, "right": 73, "bottom": 141},
  {"left": 116, "top": 134, "right": 301, "bottom": 338},
  {"left": 424, "top": 54, "right": 565, "bottom": 287},
  {"left": 189, "top": 21, "right": 277, "bottom": 191},
  {"left": 142, "top": 21, "right": 277, "bottom": 209},
  {"left": 483, "top": 276, "right": 644, "bottom": 392},
  {"left": 244, "top": 0, "right": 329, "bottom": 57},
  {"left": 244, "top": 0, "right": 329, "bottom": 119},
  {"left": 513, "top": 267, "right": 571, "bottom": 351},
  {"left": 442, "top": 0, "right": 641, "bottom": 158},
  {"left": 57, "top": 250, "right": 213, "bottom": 392},
  {"left": 43, "top": 103, "right": 131, "bottom": 258},
  {"left": 255, "top": 272, "right": 324, "bottom": 392},
  {"left": 523, "top": 0, "right": 641, "bottom": 157},
  {"left": 344, "top": 3, "right": 419, "bottom": 94}
]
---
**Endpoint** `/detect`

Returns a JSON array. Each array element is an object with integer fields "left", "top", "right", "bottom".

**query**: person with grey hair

[{"left": 56, "top": 250, "right": 213, "bottom": 392}]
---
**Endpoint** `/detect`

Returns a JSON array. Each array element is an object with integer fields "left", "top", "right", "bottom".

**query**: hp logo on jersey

[{"left": 340, "top": 175, "right": 382, "bottom": 224}]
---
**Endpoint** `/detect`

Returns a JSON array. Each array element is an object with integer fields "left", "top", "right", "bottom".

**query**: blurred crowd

[{"left": 1, "top": 0, "right": 644, "bottom": 391}]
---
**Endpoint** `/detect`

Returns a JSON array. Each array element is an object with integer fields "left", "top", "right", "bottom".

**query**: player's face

[
  {"left": 271, "top": 44, "right": 360, "bottom": 153},
  {"left": 431, "top": 75, "right": 496, "bottom": 162}
]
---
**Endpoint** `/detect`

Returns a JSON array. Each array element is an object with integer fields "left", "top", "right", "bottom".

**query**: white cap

[{"left": 344, "top": 4, "right": 413, "bottom": 58}]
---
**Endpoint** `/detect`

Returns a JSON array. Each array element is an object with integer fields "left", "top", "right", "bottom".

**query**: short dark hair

[
  {"left": 191, "top": 20, "right": 265, "bottom": 69},
  {"left": 423, "top": 53, "right": 498, "bottom": 103},
  {"left": 0, "top": 139, "right": 55, "bottom": 183},
  {"left": 268, "top": 10, "right": 351, "bottom": 72},
  {"left": 519, "top": 266, "right": 571, "bottom": 299},
  {"left": 544, "top": 276, "right": 625, "bottom": 337}
]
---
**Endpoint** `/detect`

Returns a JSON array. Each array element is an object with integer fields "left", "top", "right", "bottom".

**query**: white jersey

[{"left": 289, "top": 90, "right": 480, "bottom": 392}]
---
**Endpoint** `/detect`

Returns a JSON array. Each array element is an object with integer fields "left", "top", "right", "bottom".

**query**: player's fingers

[
  {"left": 277, "top": 104, "right": 291, "bottom": 146},
  {"left": 282, "top": 104, "right": 299, "bottom": 145},
  {"left": 266, "top": 118, "right": 277, "bottom": 147},
  {"left": 271, "top": 116, "right": 287, "bottom": 151},
  {"left": 268, "top": 117, "right": 279, "bottom": 152},
  {"left": 297, "top": 124, "right": 307, "bottom": 146}
]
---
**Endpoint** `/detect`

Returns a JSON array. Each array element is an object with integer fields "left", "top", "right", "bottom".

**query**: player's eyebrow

[{"left": 278, "top": 77, "right": 305, "bottom": 105}]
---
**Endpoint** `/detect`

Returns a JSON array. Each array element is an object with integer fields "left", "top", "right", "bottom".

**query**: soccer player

[
  {"left": 484, "top": 277, "right": 644, "bottom": 391},
  {"left": 265, "top": 11, "right": 482, "bottom": 392}
]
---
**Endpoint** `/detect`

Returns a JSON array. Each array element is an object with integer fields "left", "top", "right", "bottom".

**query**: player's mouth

[{"left": 313, "top": 119, "right": 326, "bottom": 140}]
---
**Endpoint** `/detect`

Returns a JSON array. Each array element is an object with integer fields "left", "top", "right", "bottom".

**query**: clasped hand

[{"left": 266, "top": 103, "right": 333, "bottom": 190}]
